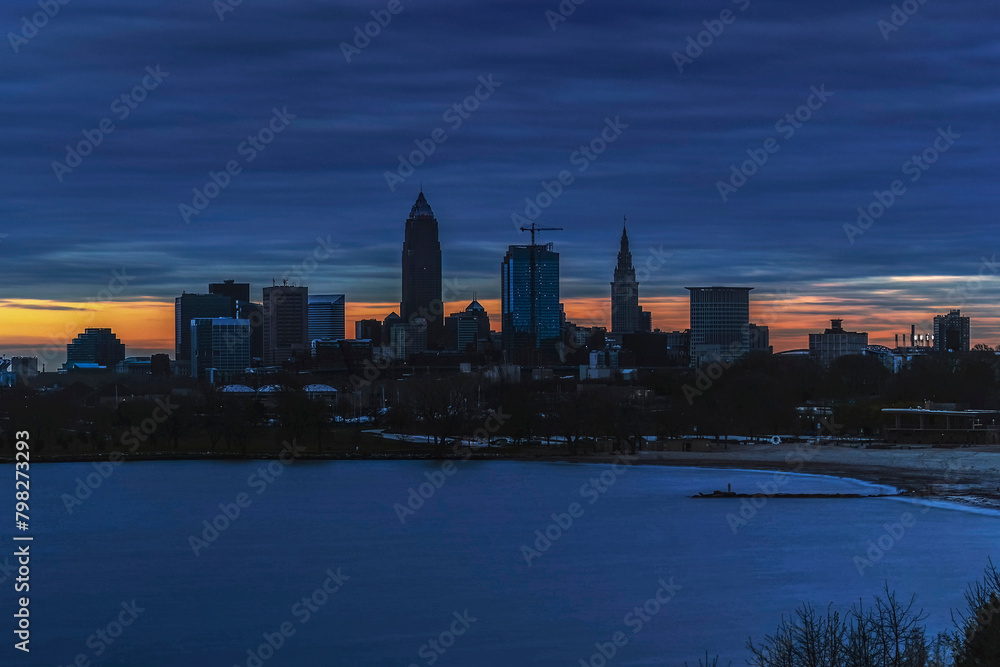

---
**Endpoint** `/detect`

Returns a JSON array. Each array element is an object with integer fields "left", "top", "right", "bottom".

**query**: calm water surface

[{"left": 7, "top": 459, "right": 999, "bottom": 666}]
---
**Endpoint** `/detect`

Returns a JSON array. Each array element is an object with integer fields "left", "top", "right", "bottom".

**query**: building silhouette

[
  {"left": 235, "top": 300, "right": 264, "bottom": 366},
  {"left": 611, "top": 224, "right": 649, "bottom": 334},
  {"left": 400, "top": 191, "right": 443, "bottom": 343},
  {"left": 208, "top": 280, "right": 250, "bottom": 316},
  {"left": 190, "top": 318, "right": 251, "bottom": 381},
  {"left": 749, "top": 323, "right": 771, "bottom": 353},
  {"left": 445, "top": 299, "right": 491, "bottom": 353},
  {"left": 809, "top": 318, "right": 868, "bottom": 366},
  {"left": 355, "top": 318, "right": 383, "bottom": 346},
  {"left": 687, "top": 286, "right": 752, "bottom": 367},
  {"left": 502, "top": 243, "right": 560, "bottom": 353},
  {"left": 308, "top": 294, "right": 346, "bottom": 342},
  {"left": 263, "top": 284, "right": 308, "bottom": 366},
  {"left": 175, "top": 293, "right": 233, "bottom": 369},
  {"left": 933, "top": 310, "right": 970, "bottom": 353},
  {"left": 65, "top": 328, "right": 126, "bottom": 370},
  {"left": 390, "top": 321, "right": 428, "bottom": 360}
]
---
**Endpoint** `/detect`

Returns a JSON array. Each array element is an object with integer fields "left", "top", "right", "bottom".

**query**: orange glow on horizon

[{"left": 3, "top": 296, "right": 998, "bottom": 359}]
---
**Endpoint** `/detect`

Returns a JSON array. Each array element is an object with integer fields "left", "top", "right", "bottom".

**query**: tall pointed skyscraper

[
  {"left": 611, "top": 221, "right": 648, "bottom": 334},
  {"left": 400, "top": 190, "right": 443, "bottom": 343}
]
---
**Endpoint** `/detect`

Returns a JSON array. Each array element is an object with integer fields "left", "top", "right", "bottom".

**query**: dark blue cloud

[{"left": 1, "top": 0, "right": 998, "bottom": 343}]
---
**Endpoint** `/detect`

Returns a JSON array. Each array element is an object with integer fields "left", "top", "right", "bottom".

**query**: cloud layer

[{"left": 2, "top": 0, "right": 999, "bottom": 358}]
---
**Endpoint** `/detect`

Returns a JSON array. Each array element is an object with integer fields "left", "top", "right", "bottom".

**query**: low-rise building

[{"left": 809, "top": 319, "right": 868, "bottom": 367}]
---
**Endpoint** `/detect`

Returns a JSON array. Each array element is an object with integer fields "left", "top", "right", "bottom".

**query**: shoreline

[
  {"left": 578, "top": 446, "right": 1000, "bottom": 513},
  {"left": 7, "top": 442, "right": 1000, "bottom": 512}
]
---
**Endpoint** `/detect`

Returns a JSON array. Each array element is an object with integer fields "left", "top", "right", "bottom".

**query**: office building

[
  {"left": 687, "top": 287, "right": 752, "bottom": 367},
  {"left": 749, "top": 323, "right": 771, "bottom": 353},
  {"left": 262, "top": 284, "right": 309, "bottom": 366},
  {"left": 933, "top": 310, "right": 970, "bottom": 353},
  {"left": 175, "top": 293, "right": 234, "bottom": 366},
  {"left": 355, "top": 318, "right": 382, "bottom": 345},
  {"left": 809, "top": 319, "right": 868, "bottom": 366},
  {"left": 308, "top": 294, "right": 346, "bottom": 342},
  {"left": 390, "top": 320, "right": 428, "bottom": 360},
  {"left": 236, "top": 300, "right": 264, "bottom": 365},
  {"left": 502, "top": 243, "right": 561, "bottom": 352},
  {"left": 65, "top": 328, "right": 126, "bottom": 370},
  {"left": 610, "top": 225, "right": 649, "bottom": 334},
  {"left": 190, "top": 318, "right": 251, "bottom": 381},
  {"left": 445, "top": 299, "right": 491, "bottom": 353},
  {"left": 401, "top": 191, "right": 443, "bottom": 341},
  {"left": 9, "top": 357, "right": 38, "bottom": 380},
  {"left": 209, "top": 280, "right": 251, "bottom": 316}
]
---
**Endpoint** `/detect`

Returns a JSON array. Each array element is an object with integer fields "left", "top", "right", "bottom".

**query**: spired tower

[
  {"left": 611, "top": 221, "right": 643, "bottom": 334},
  {"left": 400, "top": 190, "right": 443, "bottom": 343}
]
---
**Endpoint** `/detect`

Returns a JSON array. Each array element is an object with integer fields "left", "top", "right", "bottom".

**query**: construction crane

[{"left": 519, "top": 223, "right": 562, "bottom": 356}]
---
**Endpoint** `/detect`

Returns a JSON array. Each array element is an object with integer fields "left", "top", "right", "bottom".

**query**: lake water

[{"left": 8, "top": 459, "right": 999, "bottom": 666}]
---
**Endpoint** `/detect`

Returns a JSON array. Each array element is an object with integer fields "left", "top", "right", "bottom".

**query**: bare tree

[{"left": 746, "top": 586, "right": 928, "bottom": 667}]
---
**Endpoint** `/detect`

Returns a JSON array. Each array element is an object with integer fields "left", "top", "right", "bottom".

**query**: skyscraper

[
  {"left": 209, "top": 280, "right": 251, "bottom": 317},
  {"left": 610, "top": 224, "right": 649, "bottom": 334},
  {"left": 687, "top": 286, "right": 752, "bottom": 367},
  {"left": 175, "top": 293, "right": 234, "bottom": 366},
  {"left": 236, "top": 300, "right": 264, "bottom": 366},
  {"left": 502, "top": 243, "right": 560, "bottom": 352},
  {"left": 262, "top": 284, "right": 309, "bottom": 366},
  {"left": 65, "top": 328, "right": 126, "bottom": 370},
  {"left": 400, "top": 191, "right": 443, "bottom": 342},
  {"left": 933, "top": 309, "right": 970, "bottom": 353},
  {"left": 308, "top": 294, "right": 346, "bottom": 342}
]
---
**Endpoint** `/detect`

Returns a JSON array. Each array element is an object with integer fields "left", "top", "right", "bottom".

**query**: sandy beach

[{"left": 603, "top": 441, "right": 1000, "bottom": 512}]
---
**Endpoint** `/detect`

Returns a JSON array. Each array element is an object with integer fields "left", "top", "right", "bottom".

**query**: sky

[{"left": 2, "top": 0, "right": 999, "bottom": 366}]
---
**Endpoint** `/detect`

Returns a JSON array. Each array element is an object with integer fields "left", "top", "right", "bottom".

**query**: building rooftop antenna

[{"left": 518, "top": 222, "right": 563, "bottom": 355}]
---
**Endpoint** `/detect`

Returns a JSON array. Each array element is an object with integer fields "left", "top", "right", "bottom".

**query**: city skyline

[
  {"left": 8, "top": 209, "right": 989, "bottom": 368},
  {"left": 3, "top": 189, "right": 997, "bottom": 365},
  {"left": 2, "top": 1, "right": 998, "bottom": 363}
]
